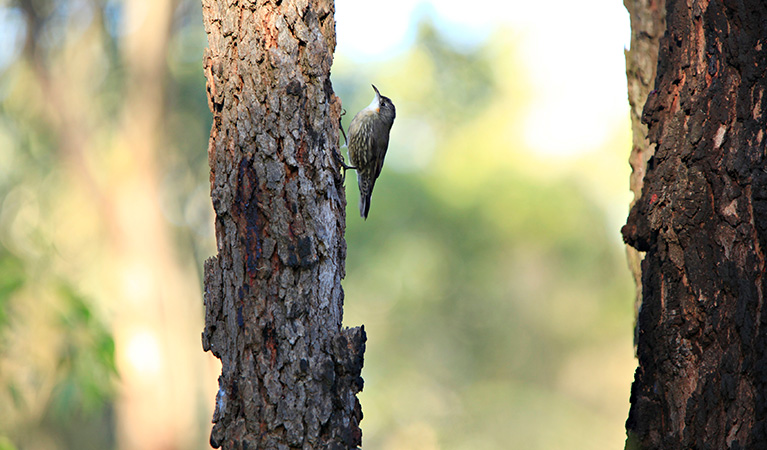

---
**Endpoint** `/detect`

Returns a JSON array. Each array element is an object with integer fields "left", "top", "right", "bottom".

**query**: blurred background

[{"left": 0, "top": 0, "right": 635, "bottom": 449}]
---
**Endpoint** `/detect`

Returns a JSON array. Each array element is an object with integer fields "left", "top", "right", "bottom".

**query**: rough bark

[
  {"left": 622, "top": 0, "right": 767, "bottom": 448},
  {"left": 200, "top": 0, "right": 365, "bottom": 449},
  {"left": 623, "top": 0, "right": 666, "bottom": 326}
]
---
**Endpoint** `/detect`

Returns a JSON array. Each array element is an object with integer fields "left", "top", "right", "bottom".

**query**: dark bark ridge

[
  {"left": 200, "top": 1, "right": 365, "bottom": 448},
  {"left": 622, "top": 1, "right": 767, "bottom": 448}
]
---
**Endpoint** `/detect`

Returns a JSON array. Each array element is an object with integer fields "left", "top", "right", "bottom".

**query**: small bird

[{"left": 347, "top": 85, "right": 396, "bottom": 219}]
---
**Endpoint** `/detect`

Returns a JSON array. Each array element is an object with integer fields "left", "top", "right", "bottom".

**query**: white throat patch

[{"left": 365, "top": 94, "right": 380, "bottom": 112}]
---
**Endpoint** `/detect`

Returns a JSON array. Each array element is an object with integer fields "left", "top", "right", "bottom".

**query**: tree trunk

[
  {"left": 623, "top": 0, "right": 666, "bottom": 328},
  {"left": 200, "top": 1, "right": 365, "bottom": 449},
  {"left": 622, "top": 1, "right": 767, "bottom": 448}
]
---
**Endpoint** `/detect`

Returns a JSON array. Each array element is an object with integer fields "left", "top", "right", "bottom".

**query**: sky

[{"left": 335, "top": 0, "right": 632, "bottom": 157}]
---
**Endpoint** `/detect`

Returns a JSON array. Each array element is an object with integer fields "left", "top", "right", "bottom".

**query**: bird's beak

[{"left": 372, "top": 84, "right": 381, "bottom": 99}]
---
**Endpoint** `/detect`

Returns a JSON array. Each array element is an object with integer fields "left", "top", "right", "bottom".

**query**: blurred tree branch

[
  {"left": 17, "top": 0, "right": 110, "bottom": 216},
  {"left": 6, "top": 0, "right": 214, "bottom": 449}
]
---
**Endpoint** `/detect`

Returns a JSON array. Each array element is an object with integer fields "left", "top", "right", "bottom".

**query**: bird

[{"left": 347, "top": 84, "right": 396, "bottom": 219}]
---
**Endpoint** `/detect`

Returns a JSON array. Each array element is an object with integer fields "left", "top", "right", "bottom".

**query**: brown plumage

[{"left": 347, "top": 85, "right": 396, "bottom": 219}]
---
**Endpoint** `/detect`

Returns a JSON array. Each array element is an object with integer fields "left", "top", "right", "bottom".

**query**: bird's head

[{"left": 371, "top": 84, "right": 396, "bottom": 123}]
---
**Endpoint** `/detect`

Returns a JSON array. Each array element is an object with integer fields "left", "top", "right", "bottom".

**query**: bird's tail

[{"left": 358, "top": 173, "right": 373, "bottom": 219}]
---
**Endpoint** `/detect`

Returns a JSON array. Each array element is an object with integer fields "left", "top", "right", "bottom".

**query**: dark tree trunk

[
  {"left": 623, "top": 1, "right": 767, "bottom": 448},
  {"left": 200, "top": 1, "right": 365, "bottom": 448}
]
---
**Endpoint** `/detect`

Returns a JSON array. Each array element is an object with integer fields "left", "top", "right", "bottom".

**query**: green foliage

[
  {"left": 0, "top": 436, "right": 18, "bottom": 450},
  {"left": 0, "top": 250, "right": 24, "bottom": 332},
  {"left": 50, "top": 284, "right": 117, "bottom": 415},
  {"left": 412, "top": 20, "right": 496, "bottom": 124},
  {"left": 0, "top": 268, "right": 117, "bottom": 447}
]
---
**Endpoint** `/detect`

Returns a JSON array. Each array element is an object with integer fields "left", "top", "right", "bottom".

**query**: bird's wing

[{"left": 373, "top": 136, "right": 388, "bottom": 179}]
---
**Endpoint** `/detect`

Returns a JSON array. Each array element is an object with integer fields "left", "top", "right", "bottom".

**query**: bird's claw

[{"left": 332, "top": 146, "right": 356, "bottom": 182}]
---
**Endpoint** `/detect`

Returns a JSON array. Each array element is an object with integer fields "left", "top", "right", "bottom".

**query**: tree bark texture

[
  {"left": 624, "top": 0, "right": 666, "bottom": 326},
  {"left": 200, "top": 1, "right": 365, "bottom": 448},
  {"left": 622, "top": 1, "right": 767, "bottom": 448}
]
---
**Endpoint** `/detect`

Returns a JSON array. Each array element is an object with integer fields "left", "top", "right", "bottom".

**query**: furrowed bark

[
  {"left": 623, "top": 1, "right": 767, "bottom": 448},
  {"left": 200, "top": 1, "right": 365, "bottom": 448}
]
